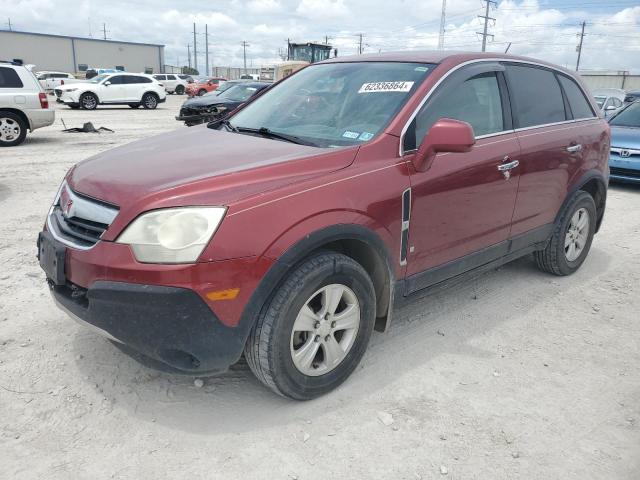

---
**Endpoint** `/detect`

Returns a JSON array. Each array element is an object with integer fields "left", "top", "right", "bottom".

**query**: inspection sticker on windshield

[
  {"left": 358, "top": 81, "right": 414, "bottom": 93},
  {"left": 342, "top": 130, "right": 360, "bottom": 139}
]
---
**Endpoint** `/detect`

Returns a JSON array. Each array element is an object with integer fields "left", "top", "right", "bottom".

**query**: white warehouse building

[{"left": 0, "top": 30, "right": 165, "bottom": 74}]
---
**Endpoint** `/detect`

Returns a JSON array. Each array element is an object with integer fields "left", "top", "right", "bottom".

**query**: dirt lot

[{"left": 1, "top": 95, "right": 639, "bottom": 479}]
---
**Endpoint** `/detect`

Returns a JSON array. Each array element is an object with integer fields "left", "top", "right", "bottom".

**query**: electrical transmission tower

[
  {"left": 477, "top": 0, "right": 496, "bottom": 52},
  {"left": 438, "top": 0, "right": 446, "bottom": 50},
  {"left": 575, "top": 21, "right": 586, "bottom": 71}
]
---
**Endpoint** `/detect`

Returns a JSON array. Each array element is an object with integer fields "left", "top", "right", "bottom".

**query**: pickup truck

[{"left": 36, "top": 71, "right": 85, "bottom": 92}]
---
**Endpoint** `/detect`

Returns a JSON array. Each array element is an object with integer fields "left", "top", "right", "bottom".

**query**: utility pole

[
  {"left": 576, "top": 21, "right": 586, "bottom": 71},
  {"left": 286, "top": 38, "right": 291, "bottom": 60},
  {"left": 187, "top": 44, "right": 191, "bottom": 69},
  {"left": 193, "top": 23, "right": 198, "bottom": 73},
  {"left": 357, "top": 33, "right": 364, "bottom": 54},
  {"left": 241, "top": 41, "right": 250, "bottom": 73},
  {"left": 504, "top": 42, "right": 512, "bottom": 53},
  {"left": 438, "top": 0, "right": 446, "bottom": 50},
  {"left": 477, "top": 0, "right": 496, "bottom": 52},
  {"left": 324, "top": 35, "right": 332, "bottom": 45},
  {"left": 6, "top": 18, "right": 12, "bottom": 31},
  {"left": 205, "top": 24, "right": 209, "bottom": 77},
  {"left": 101, "top": 23, "right": 109, "bottom": 40}
]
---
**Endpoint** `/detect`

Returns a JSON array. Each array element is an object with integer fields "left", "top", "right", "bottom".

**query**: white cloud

[
  {"left": 296, "top": 0, "right": 349, "bottom": 19},
  {"left": 247, "top": 0, "right": 282, "bottom": 13}
]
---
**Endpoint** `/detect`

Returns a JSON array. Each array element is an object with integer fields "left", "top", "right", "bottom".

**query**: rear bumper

[
  {"left": 50, "top": 280, "right": 247, "bottom": 374},
  {"left": 27, "top": 109, "right": 55, "bottom": 130}
]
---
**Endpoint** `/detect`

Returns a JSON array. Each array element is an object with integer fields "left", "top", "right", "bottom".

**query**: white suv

[
  {"left": 0, "top": 61, "right": 55, "bottom": 147},
  {"left": 36, "top": 71, "right": 85, "bottom": 91},
  {"left": 153, "top": 74, "right": 188, "bottom": 95},
  {"left": 54, "top": 72, "right": 167, "bottom": 110}
]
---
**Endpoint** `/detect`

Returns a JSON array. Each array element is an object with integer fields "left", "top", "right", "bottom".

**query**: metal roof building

[{"left": 0, "top": 30, "right": 165, "bottom": 74}]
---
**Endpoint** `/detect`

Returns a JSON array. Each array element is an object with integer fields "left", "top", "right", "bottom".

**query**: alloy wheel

[
  {"left": 82, "top": 95, "right": 97, "bottom": 109},
  {"left": 0, "top": 117, "right": 21, "bottom": 143},
  {"left": 565, "top": 207, "right": 590, "bottom": 261},
  {"left": 290, "top": 284, "right": 360, "bottom": 376},
  {"left": 144, "top": 95, "right": 157, "bottom": 108}
]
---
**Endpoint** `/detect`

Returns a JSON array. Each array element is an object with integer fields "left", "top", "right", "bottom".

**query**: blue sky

[{"left": 2, "top": 0, "right": 640, "bottom": 72}]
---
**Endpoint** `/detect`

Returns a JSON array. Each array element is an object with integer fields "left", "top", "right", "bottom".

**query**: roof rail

[{"left": 0, "top": 59, "right": 24, "bottom": 66}]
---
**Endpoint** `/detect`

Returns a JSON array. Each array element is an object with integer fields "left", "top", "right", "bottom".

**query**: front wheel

[
  {"left": 80, "top": 93, "right": 98, "bottom": 110},
  {"left": 245, "top": 252, "right": 376, "bottom": 400},
  {"left": 534, "top": 191, "right": 596, "bottom": 276},
  {"left": 175, "top": 85, "right": 185, "bottom": 95},
  {"left": 142, "top": 93, "right": 158, "bottom": 109}
]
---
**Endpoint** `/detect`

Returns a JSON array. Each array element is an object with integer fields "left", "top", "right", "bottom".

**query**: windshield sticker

[
  {"left": 342, "top": 130, "right": 360, "bottom": 139},
  {"left": 358, "top": 132, "right": 374, "bottom": 141},
  {"left": 358, "top": 81, "right": 414, "bottom": 93}
]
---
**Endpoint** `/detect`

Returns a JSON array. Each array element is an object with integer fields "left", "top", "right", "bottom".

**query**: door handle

[
  {"left": 497, "top": 160, "right": 519, "bottom": 171},
  {"left": 567, "top": 144, "right": 582, "bottom": 153}
]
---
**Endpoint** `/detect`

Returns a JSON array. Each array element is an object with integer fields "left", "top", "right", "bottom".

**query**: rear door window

[
  {"left": 125, "top": 76, "right": 152, "bottom": 84},
  {"left": 557, "top": 75, "right": 595, "bottom": 119},
  {"left": 0, "top": 67, "right": 24, "bottom": 88},
  {"left": 506, "top": 64, "right": 566, "bottom": 128}
]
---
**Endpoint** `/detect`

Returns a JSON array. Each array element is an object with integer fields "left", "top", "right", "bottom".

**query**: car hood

[
  {"left": 67, "top": 126, "right": 357, "bottom": 212},
  {"left": 610, "top": 126, "right": 640, "bottom": 149},
  {"left": 182, "top": 95, "right": 238, "bottom": 109}
]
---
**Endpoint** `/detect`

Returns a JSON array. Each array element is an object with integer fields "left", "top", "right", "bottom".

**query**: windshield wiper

[
  {"left": 236, "top": 126, "right": 317, "bottom": 147},
  {"left": 207, "top": 117, "right": 238, "bottom": 132}
]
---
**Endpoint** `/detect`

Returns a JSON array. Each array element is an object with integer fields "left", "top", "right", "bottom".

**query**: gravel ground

[{"left": 1, "top": 96, "right": 639, "bottom": 479}]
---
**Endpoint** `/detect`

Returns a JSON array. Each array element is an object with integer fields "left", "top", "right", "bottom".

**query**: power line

[
  {"left": 576, "top": 20, "right": 586, "bottom": 71},
  {"left": 477, "top": 0, "right": 497, "bottom": 52}
]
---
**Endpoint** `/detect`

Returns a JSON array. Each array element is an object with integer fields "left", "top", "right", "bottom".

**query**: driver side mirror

[
  {"left": 412, "top": 118, "right": 476, "bottom": 172},
  {"left": 605, "top": 105, "right": 617, "bottom": 111},
  {"left": 104, "top": 81, "right": 111, "bottom": 86}
]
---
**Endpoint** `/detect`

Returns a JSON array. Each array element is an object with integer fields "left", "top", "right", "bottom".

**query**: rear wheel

[
  {"left": 80, "top": 92, "right": 98, "bottom": 110},
  {"left": 245, "top": 252, "right": 376, "bottom": 400},
  {"left": 142, "top": 93, "right": 158, "bottom": 109},
  {"left": 0, "top": 112, "right": 27, "bottom": 147},
  {"left": 534, "top": 191, "right": 596, "bottom": 276}
]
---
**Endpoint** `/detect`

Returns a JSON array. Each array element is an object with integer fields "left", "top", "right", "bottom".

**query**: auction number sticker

[{"left": 358, "top": 81, "right": 414, "bottom": 93}]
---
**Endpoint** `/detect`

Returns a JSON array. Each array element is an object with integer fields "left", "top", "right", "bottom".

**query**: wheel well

[
  {"left": 310, "top": 238, "right": 392, "bottom": 332},
  {"left": 579, "top": 178, "right": 606, "bottom": 232},
  {"left": 143, "top": 91, "right": 159, "bottom": 98},
  {"left": 0, "top": 108, "right": 31, "bottom": 130}
]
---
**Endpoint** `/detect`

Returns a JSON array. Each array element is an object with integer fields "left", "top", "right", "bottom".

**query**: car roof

[{"left": 319, "top": 50, "right": 573, "bottom": 73}]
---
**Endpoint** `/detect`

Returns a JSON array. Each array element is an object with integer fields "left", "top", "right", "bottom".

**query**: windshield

[
  {"left": 594, "top": 96, "right": 606, "bottom": 108},
  {"left": 90, "top": 74, "right": 110, "bottom": 84},
  {"left": 610, "top": 102, "right": 640, "bottom": 128},
  {"left": 219, "top": 84, "right": 260, "bottom": 102},
  {"left": 228, "top": 62, "right": 435, "bottom": 147}
]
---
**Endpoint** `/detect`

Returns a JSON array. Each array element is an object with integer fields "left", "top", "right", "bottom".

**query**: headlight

[{"left": 116, "top": 207, "right": 226, "bottom": 264}]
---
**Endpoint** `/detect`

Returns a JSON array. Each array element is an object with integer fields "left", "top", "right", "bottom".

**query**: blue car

[{"left": 609, "top": 101, "right": 640, "bottom": 184}]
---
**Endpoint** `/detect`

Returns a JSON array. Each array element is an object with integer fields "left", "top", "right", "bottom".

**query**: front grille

[
  {"left": 54, "top": 89, "right": 62, "bottom": 98},
  {"left": 48, "top": 183, "right": 119, "bottom": 249},
  {"left": 610, "top": 166, "right": 640, "bottom": 178},
  {"left": 50, "top": 206, "right": 108, "bottom": 247}
]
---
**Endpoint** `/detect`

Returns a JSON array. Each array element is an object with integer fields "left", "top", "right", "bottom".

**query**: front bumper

[
  {"left": 50, "top": 280, "right": 246, "bottom": 373},
  {"left": 609, "top": 154, "right": 640, "bottom": 184}
]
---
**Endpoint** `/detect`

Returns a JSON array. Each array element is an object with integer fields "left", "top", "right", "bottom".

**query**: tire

[
  {"left": 245, "top": 252, "right": 376, "bottom": 400},
  {"left": 142, "top": 93, "right": 158, "bottom": 109},
  {"left": 534, "top": 191, "right": 597, "bottom": 276},
  {"left": 129, "top": 104, "right": 141, "bottom": 109},
  {"left": 80, "top": 92, "right": 98, "bottom": 110},
  {"left": 175, "top": 85, "right": 185, "bottom": 95},
  {"left": 0, "top": 112, "right": 27, "bottom": 147},
  {"left": 198, "top": 89, "right": 207, "bottom": 96}
]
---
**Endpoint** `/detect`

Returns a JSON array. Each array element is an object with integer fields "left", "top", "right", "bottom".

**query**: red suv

[
  {"left": 185, "top": 77, "right": 227, "bottom": 97},
  {"left": 38, "top": 52, "right": 609, "bottom": 399}
]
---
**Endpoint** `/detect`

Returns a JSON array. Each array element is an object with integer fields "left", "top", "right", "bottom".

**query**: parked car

[
  {"left": 623, "top": 90, "right": 640, "bottom": 105},
  {"left": 592, "top": 88, "right": 625, "bottom": 117},
  {"left": 176, "top": 81, "right": 270, "bottom": 126},
  {"left": 177, "top": 74, "right": 195, "bottom": 84},
  {"left": 0, "top": 60, "right": 54, "bottom": 146},
  {"left": 153, "top": 74, "right": 188, "bottom": 95},
  {"left": 85, "top": 68, "right": 118, "bottom": 79},
  {"left": 54, "top": 72, "right": 166, "bottom": 110},
  {"left": 36, "top": 71, "right": 85, "bottom": 92},
  {"left": 240, "top": 74, "right": 260, "bottom": 80},
  {"left": 38, "top": 52, "right": 608, "bottom": 399},
  {"left": 608, "top": 101, "right": 640, "bottom": 183},
  {"left": 185, "top": 77, "right": 227, "bottom": 96},
  {"left": 209, "top": 79, "right": 249, "bottom": 96}
]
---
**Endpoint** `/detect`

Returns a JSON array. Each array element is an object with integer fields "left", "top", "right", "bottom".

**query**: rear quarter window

[
  {"left": 506, "top": 64, "right": 566, "bottom": 128},
  {"left": 557, "top": 75, "right": 595, "bottom": 119},
  {"left": 0, "top": 67, "right": 24, "bottom": 88}
]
